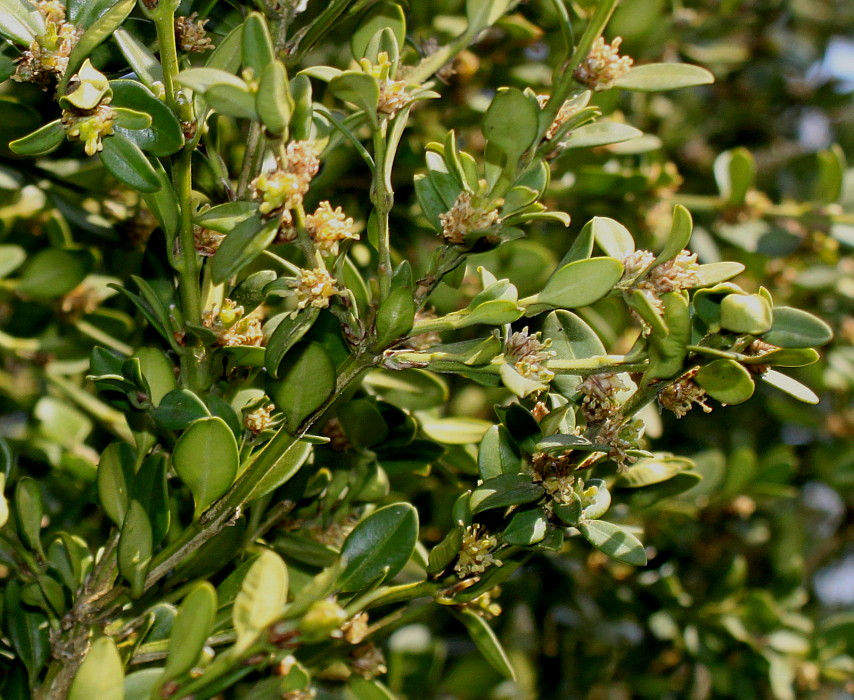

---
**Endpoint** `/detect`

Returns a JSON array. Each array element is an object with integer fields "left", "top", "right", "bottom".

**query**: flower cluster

[
  {"left": 596, "top": 416, "right": 644, "bottom": 472},
  {"left": 13, "top": 1, "right": 82, "bottom": 87},
  {"left": 61, "top": 103, "right": 117, "bottom": 156},
  {"left": 340, "top": 612, "right": 369, "bottom": 645},
  {"left": 251, "top": 141, "right": 320, "bottom": 217},
  {"left": 175, "top": 13, "right": 214, "bottom": 53},
  {"left": 455, "top": 524, "right": 502, "bottom": 578},
  {"left": 531, "top": 451, "right": 576, "bottom": 504},
  {"left": 405, "top": 310, "right": 442, "bottom": 351},
  {"left": 202, "top": 299, "right": 265, "bottom": 347},
  {"left": 658, "top": 369, "right": 713, "bottom": 418},
  {"left": 578, "top": 372, "right": 631, "bottom": 423},
  {"left": 350, "top": 643, "right": 387, "bottom": 680},
  {"left": 505, "top": 328, "right": 555, "bottom": 384},
  {"left": 537, "top": 94, "right": 587, "bottom": 141},
  {"left": 244, "top": 403, "right": 275, "bottom": 434},
  {"left": 458, "top": 589, "right": 502, "bottom": 619},
  {"left": 438, "top": 190, "right": 501, "bottom": 245},
  {"left": 365, "top": 52, "right": 412, "bottom": 118},
  {"left": 622, "top": 248, "right": 700, "bottom": 314},
  {"left": 305, "top": 201, "right": 359, "bottom": 255},
  {"left": 290, "top": 268, "right": 339, "bottom": 309},
  {"left": 573, "top": 36, "right": 633, "bottom": 91}
]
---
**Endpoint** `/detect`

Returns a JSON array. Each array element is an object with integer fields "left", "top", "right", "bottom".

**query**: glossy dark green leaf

[
  {"left": 68, "top": 636, "right": 124, "bottom": 700},
  {"left": 242, "top": 12, "right": 275, "bottom": 77},
  {"left": 502, "top": 508, "right": 548, "bottom": 546},
  {"left": 373, "top": 285, "right": 416, "bottom": 349},
  {"left": 233, "top": 549, "right": 288, "bottom": 653},
  {"left": 543, "top": 310, "right": 607, "bottom": 396},
  {"left": 162, "top": 582, "right": 217, "bottom": 684},
  {"left": 695, "top": 359, "right": 755, "bottom": 405},
  {"left": 97, "top": 441, "right": 135, "bottom": 527},
  {"left": 455, "top": 609, "right": 516, "bottom": 679},
  {"left": 172, "top": 417, "right": 239, "bottom": 519},
  {"left": 246, "top": 439, "right": 313, "bottom": 501},
  {"left": 339, "top": 503, "right": 419, "bottom": 592},
  {"left": 478, "top": 425, "right": 523, "bottom": 480},
  {"left": 232, "top": 270, "right": 277, "bottom": 312},
  {"left": 471, "top": 474, "right": 544, "bottom": 514},
  {"left": 132, "top": 454, "right": 170, "bottom": 546},
  {"left": 100, "top": 133, "right": 162, "bottom": 193},
  {"left": 4, "top": 582, "right": 50, "bottom": 681},
  {"left": 266, "top": 342, "right": 336, "bottom": 432},
  {"left": 578, "top": 520, "right": 647, "bottom": 566},
  {"left": 427, "top": 526, "right": 463, "bottom": 575},
  {"left": 210, "top": 214, "right": 279, "bottom": 284},
  {"left": 363, "top": 368, "right": 449, "bottom": 410},
  {"left": 206, "top": 83, "right": 259, "bottom": 119},
  {"left": 762, "top": 307, "right": 833, "bottom": 348},
  {"left": 8, "top": 119, "right": 64, "bottom": 156},
  {"left": 614, "top": 63, "right": 714, "bottom": 92},
  {"left": 265, "top": 308, "right": 320, "bottom": 378},
  {"left": 16, "top": 248, "right": 94, "bottom": 298},
  {"left": 495, "top": 403, "right": 542, "bottom": 453},
  {"left": 152, "top": 388, "right": 211, "bottom": 430},
  {"left": 256, "top": 61, "right": 292, "bottom": 137},
  {"left": 118, "top": 500, "right": 153, "bottom": 598},
  {"left": 338, "top": 399, "right": 389, "bottom": 451},
  {"left": 348, "top": 676, "right": 397, "bottom": 700},
  {"left": 110, "top": 80, "right": 184, "bottom": 156}
]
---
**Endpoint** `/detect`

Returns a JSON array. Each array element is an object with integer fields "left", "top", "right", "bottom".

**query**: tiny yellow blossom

[
  {"left": 305, "top": 201, "right": 359, "bottom": 255},
  {"left": 455, "top": 524, "right": 502, "bottom": 578},
  {"left": 62, "top": 104, "right": 117, "bottom": 156},
  {"left": 439, "top": 190, "right": 501, "bottom": 245},
  {"left": 292, "top": 268, "right": 339, "bottom": 309}
]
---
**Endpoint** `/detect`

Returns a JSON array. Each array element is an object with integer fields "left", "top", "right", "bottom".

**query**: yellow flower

[
  {"left": 305, "top": 201, "right": 358, "bottom": 255},
  {"left": 62, "top": 104, "right": 117, "bottom": 156}
]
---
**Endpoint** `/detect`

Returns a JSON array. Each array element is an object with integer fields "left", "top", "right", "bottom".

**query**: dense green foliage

[{"left": 0, "top": 0, "right": 850, "bottom": 698}]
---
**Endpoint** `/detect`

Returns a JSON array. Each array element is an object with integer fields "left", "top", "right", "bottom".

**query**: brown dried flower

[
  {"left": 175, "top": 13, "right": 214, "bottom": 53},
  {"left": 573, "top": 36, "right": 633, "bottom": 91}
]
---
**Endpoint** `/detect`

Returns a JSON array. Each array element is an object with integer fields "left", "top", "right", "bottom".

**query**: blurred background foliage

[{"left": 0, "top": 0, "right": 851, "bottom": 698}]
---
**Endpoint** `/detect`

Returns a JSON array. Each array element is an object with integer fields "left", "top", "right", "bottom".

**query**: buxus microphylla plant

[{"left": 0, "top": 0, "right": 835, "bottom": 697}]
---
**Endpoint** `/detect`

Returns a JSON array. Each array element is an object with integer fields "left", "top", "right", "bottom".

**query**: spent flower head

[
  {"left": 505, "top": 328, "right": 555, "bottom": 384},
  {"left": 14, "top": 3, "right": 81, "bottom": 86},
  {"left": 596, "top": 416, "right": 645, "bottom": 472},
  {"left": 202, "top": 299, "right": 265, "bottom": 347},
  {"left": 658, "top": 369, "right": 713, "bottom": 418},
  {"left": 175, "top": 13, "right": 214, "bottom": 53},
  {"left": 578, "top": 372, "right": 631, "bottom": 423},
  {"left": 573, "top": 36, "right": 634, "bottom": 91}
]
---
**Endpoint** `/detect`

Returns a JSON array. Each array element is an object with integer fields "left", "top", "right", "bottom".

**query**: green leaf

[
  {"left": 233, "top": 550, "right": 288, "bottom": 653},
  {"left": 110, "top": 80, "right": 184, "bottom": 156},
  {"left": 162, "top": 582, "right": 217, "bottom": 684},
  {"left": 265, "top": 308, "right": 321, "bottom": 378},
  {"left": 68, "top": 636, "right": 124, "bottom": 700},
  {"left": 420, "top": 416, "right": 491, "bottom": 445},
  {"left": 760, "top": 369, "right": 819, "bottom": 404},
  {"left": 246, "top": 439, "right": 313, "bottom": 502},
  {"left": 814, "top": 144, "right": 846, "bottom": 203},
  {"left": 578, "top": 520, "right": 647, "bottom": 566},
  {"left": 695, "top": 359, "right": 755, "bottom": 404},
  {"left": 483, "top": 87, "right": 540, "bottom": 165},
  {"left": 503, "top": 508, "right": 548, "bottom": 546},
  {"left": 15, "top": 477, "right": 44, "bottom": 555},
  {"left": 118, "top": 500, "right": 153, "bottom": 598},
  {"left": 266, "top": 342, "right": 336, "bottom": 432},
  {"left": 172, "top": 417, "right": 239, "bottom": 519},
  {"left": 152, "top": 389, "right": 211, "bottom": 430},
  {"left": 363, "top": 369, "right": 449, "bottom": 410},
  {"left": 693, "top": 261, "right": 745, "bottom": 287},
  {"left": 16, "top": 248, "right": 94, "bottom": 298},
  {"left": 4, "top": 583, "right": 49, "bottom": 681},
  {"left": 543, "top": 310, "right": 607, "bottom": 396},
  {"left": 206, "top": 83, "right": 259, "bottom": 120},
  {"left": 97, "top": 442, "right": 135, "bottom": 528},
  {"left": 132, "top": 454, "right": 170, "bottom": 546},
  {"left": 471, "top": 474, "right": 544, "bottom": 514},
  {"left": 373, "top": 285, "right": 416, "bottom": 349},
  {"left": 100, "top": 133, "right": 162, "bottom": 193},
  {"left": 8, "top": 119, "right": 64, "bottom": 156},
  {"left": 348, "top": 676, "right": 397, "bottom": 700},
  {"left": 112, "top": 28, "right": 163, "bottom": 89},
  {"left": 592, "top": 217, "right": 634, "bottom": 258},
  {"left": 242, "top": 12, "right": 275, "bottom": 77},
  {"left": 453, "top": 609, "right": 516, "bottom": 679},
  {"left": 352, "top": 1, "right": 406, "bottom": 60},
  {"left": 714, "top": 148, "right": 755, "bottom": 204},
  {"left": 177, "top": 67, "right": 248, "bottom": 93},
  {"left": 427, "top": 526, "right": 463, "bottom": 575},
  {"left": 527, "top": 257, "right": 623, "bottom": 310},
  {"left": 60, "top": 0, "right": 137, "bottom": 92},
  {"left": 329, "top": 72, "right": 380, "bottom": 128},
  {"left": 210, "top": 214, "right": 278, "bottom": 284},
  {"left": 614, "top": 63, "right": 715, "bottom": 91},
  {"left": 466, "top": 0, "right": 514, "bottom": 31},
  {"left": 720, "top": 293, "right": 773, "bottom": 334},
  {"left": 338, "top": 400, "right": 389, "bottom": 451},
  {"left": 0, "top": 244, "right": 26, "bottom": 278},
  {"left": 135, "top": 347, "right": 177, "bottom": 405},
  {"left": 256, "top": 61, "right": 292, "bottom": 137},
  {"left": 339, "top": 503, "right": 419, "bottom": 592},
  {"left": 762, "top": 307, "right": 833, "bottom": 348},
  {"left": 478, "top": 425, "right": 523, "bottom": 480},
  {"left": 562, "top": 121, "right": 643, "bottom": 149},
  {"left": 617, "top": 455, "right": 694, "bottom": 488},
  {"left": 194, "top": 201, "right": 259, "bottom": 232},
  {"left": 653, "top": 204, "right": 693, "bottom": 266},
  {"left": 0, "top": 0, "right": 45, "bottom": 45}
]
